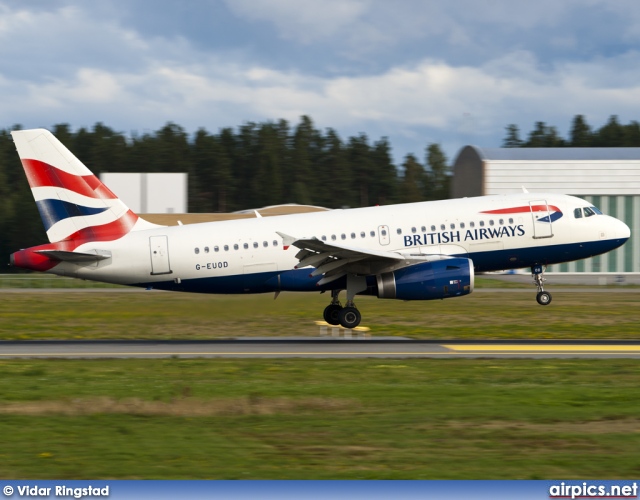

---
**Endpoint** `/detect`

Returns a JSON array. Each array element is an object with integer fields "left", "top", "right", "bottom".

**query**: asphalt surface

[{"left": 1, "top": 338, "right": 640, "bottom": 359}]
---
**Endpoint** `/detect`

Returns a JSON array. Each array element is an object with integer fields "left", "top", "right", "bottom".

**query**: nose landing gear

[{"left": 532, "top": 264, "right": 552, "bottom": 305}]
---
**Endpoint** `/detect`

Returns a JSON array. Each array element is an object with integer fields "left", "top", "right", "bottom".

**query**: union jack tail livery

[{"left": 12, "top": 128, "right": 158, "bottom": 243}]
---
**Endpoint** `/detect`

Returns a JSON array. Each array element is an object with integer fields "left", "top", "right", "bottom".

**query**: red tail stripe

[
  {"left": 22, "top": 159, "right": 118, "bottom": 200},
  {"left": 481, "top": 205, "right": 561, "bottom": 215}
]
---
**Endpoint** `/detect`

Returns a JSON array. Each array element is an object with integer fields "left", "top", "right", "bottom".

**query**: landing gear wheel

[
  {"left": 536, "top": 291, "right": 552, "bottom": 306},
  {"left": 339, "top": 307, "right": 361, "bottom": 329},
  {"left": 323, "top": 304, "right": 342, "bottom": 325}
]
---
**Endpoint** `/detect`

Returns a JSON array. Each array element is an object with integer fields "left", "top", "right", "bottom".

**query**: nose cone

[{"left": 617, "top": 218, "right": 631, "bottom": 240}]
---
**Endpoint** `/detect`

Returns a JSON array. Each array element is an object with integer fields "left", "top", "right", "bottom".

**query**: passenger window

[
  {"left": 243, "top": 243, "right": 248, "bottom": 250},
  {"left": 322, "top": 235, "right": 327, "bottom": 241},
  {"left": 273, "top": 240, "right": 278, "bottom": 246},
  {"left": 470, "top": 221, "right": 475, "bottom": 228},
  {"left": 397, "top": 228, "right": 402, "bottom": 235},
  {"left": 499, "top": 219, "right": 504, "bottom": 225},
  {"left": 194, "top": 248, "right": 200, "bottom": 254},
  {"left": 489, "top": 220, "right": 494, "bottom": 226},
  {"left": 421, "top": 226, "right": 426, "bottom": 232},
  {"left": 460, "top": 223, "right": 465, "bottom": 229},
  {"left": 234, "top": 244, "right": 239, "bottom": 250},
  {"left": 341, "top": 234, "right": 346, "bottom": 240},
  {"left": 480, "top": 221, "right": 485, "bottom": 227},
  {"left": 450, "top": 223, "right": 455, "bottom": 230},
  {"left": 331, "top": 235, "right": 337, "bottom": 241},
  {"left": 411, "top": 227, "right": 417, "bottom": 233},
  {"left": 360, "top": 231, "right": 365, "bottom": 238},
  {"left": 263, "top": 241, "right": 268, "bottom": 247},
  {"left": 351, "top": 232, "right": 356, "bottom": 239},
  {"left": 253, "top": 242, "right": 258, "bottom": 248},
  {"left": 574, "top": 208, "right": 583, "bottom": 219},
  {"left": 204, "top": 246, "right": 209, "bottom": 253},
  {"left": 381, "top": 229, "right": 387, "bottom": 236},
  {"left": 214, "top": 246, "right": 219, "bottom": 252},
  {"left": 431, "top": 225, "right": 436, "bottom": 231},
  {"left": 224, "top": 245, "right": 229, "bottom": 251},
  {"left": 370, "top": 231, "right": 375, "bottom": 237},
  {"left": 440, "top": 224, "right": 445, "bottom": 231},
  {"left": 509, "top": 218, "right": 514, "bottom": 224}
]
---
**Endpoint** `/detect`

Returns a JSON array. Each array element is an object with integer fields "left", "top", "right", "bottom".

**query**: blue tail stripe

[{"left": 35, "top": 199, "right": 110, "bottom": 231}]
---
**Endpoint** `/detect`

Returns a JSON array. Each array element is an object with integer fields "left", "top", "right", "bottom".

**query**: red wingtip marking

[{"left": 283, "top": 245, "right": 289, "bottom": 250}]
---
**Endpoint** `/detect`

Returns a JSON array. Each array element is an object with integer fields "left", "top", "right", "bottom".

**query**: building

[
  {"left": 100, "top": 173, "right": 187, "bottom": 214},
  {"left": 452, "top": 146, "right": 640, "bottom": 273}
]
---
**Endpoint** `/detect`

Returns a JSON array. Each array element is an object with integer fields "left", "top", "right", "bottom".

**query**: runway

[{"left": 1, "top": 338, "right": 640, "bottom": 359}]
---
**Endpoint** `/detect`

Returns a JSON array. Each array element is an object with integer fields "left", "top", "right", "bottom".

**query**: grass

[
  {"left": 0, "top": 358, "right": 638, "bottom": 479},
  {"left": 0, "top": 289, "right": 638, "bottom": 340}
]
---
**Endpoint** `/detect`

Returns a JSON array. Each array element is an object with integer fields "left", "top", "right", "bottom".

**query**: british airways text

[{"left": 404, "top": 225, "right": 525, "bottom": 247}]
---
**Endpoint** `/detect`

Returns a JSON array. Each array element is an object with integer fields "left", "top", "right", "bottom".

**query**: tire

[
  {"left": 323, "top": 304, "right": 342, "bottom": 325},
  {"left": 536, "top": 291, "right": 552, "bottom": 306},
  {"left": 339, "top": 306, "right": 361, "bottom": 329}
]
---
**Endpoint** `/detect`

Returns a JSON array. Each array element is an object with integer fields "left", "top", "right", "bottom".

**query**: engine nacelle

[{"left": 376, "top": 258, "right": 474, "bottom": 300}]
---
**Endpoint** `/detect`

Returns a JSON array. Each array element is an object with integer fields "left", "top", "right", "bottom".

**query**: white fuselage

[{"left": 57, "top": 192, "right": 629, "bottom": 294}]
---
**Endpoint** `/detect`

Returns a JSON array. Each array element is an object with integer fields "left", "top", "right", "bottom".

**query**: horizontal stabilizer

[{"left": 35, "top": 249, "right": 112, "bottom": 263}]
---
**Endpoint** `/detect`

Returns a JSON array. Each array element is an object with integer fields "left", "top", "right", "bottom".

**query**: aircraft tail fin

[{"left": 11, "top": 128, "right": 160, "bottom": 244}]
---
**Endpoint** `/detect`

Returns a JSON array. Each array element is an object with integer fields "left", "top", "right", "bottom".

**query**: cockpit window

[
  {"left": 574, "top": 208, "right": 583, "bottom": 219},
  {"left": 591, "top": 206, "right": 603, "bottom": 215},
  {"left": 584, "top": 207, "right": 596, "bottom": 217}
]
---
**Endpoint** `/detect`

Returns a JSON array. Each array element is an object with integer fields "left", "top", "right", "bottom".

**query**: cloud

[
  {"left": 3, "top": 0, "right": 640, "bottom": 163},
  {"left": 224, "top": 0, "right": 369, "bottom": 44}
]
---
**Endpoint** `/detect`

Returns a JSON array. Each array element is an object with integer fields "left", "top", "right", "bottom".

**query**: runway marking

[
  {"left": 443, "top": 345, "right": 640, "bottom": 352},
  {"left": 1, "top": 349, "right": 640, "bottom": 357},
  {"left": 0, "top": 352, "right": 447, "bottom": 356}
]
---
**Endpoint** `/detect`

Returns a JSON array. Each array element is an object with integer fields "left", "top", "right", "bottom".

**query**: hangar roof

[{"left": 470, "top": 146, "right": 640, "bottom": 161}]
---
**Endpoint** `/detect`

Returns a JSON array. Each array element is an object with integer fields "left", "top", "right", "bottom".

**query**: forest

[{"left": 0, "top": 113, "right": 638, "bottom": 269}]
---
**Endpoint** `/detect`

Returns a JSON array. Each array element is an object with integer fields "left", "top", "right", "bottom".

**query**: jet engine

[{"left": 375, "top": 258, "right": 474, "bottom": 300}]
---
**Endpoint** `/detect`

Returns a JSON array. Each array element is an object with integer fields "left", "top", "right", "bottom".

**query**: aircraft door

[
  {"left": 149, "top": 235, "right": 173, "bottom": 275},
  {"left": 378, "top": 225, "right": 390, "bottom": 246},
  {"left": 530, "top": 200, "right": 553, "bottom": 239}
]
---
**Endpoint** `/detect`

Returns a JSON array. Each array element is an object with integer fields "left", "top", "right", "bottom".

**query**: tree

[
  {"left": 595, "top": 115, "right": 625, "bottom": 147},
  {"left": 525, "top": 121, "right": 565, "bottom": 147},
  {"left": 569, "top": 115, "right": 592, "bottom": 146},
  {"left": 347, "top": 133, "right": 374, "bottom": 207},
  {"left": 623, "top": 121, "right": 640, "bottom": 147},
  {"left": 400, "top": 154, "right": 425, "bottom": 203},
  {"left": 318, "top": 128, "right": 353, "bottom": 208},
  {"left": 370, "top": 137, "right": 397, "bottom": 205},
  {"left": 425, "top": 143, "right": 450, "bottom": 200},
  {"left": 502, "top": 124, "right": 523, "bottom": 148}
]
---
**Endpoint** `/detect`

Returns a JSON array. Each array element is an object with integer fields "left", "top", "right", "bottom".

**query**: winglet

[{"left": 276, "top": 231, "right": 296, "bottom": 250}]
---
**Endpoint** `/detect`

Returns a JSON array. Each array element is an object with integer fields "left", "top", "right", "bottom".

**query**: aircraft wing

[{"left": 278, "top": 232, "right": 433, "bottom": 286}]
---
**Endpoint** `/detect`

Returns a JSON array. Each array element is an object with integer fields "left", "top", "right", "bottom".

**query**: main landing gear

[
  {"left": 532, "top": 264, "right": 552, "bottom": 306},
  {"left": 323, "top": 290, "right": 362, "bottom": 329},
  {"left": 322, "top": 276, "right": 366, "bottom": 329}
]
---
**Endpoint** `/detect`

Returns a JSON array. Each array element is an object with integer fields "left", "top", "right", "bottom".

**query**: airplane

[{"left": 9, "top": 128, "right": 631, "bottom": 329}]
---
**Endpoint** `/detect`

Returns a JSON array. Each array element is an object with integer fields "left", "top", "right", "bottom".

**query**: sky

[{"left": 2, "top": 0, "right": 640, "bottom": 165}]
